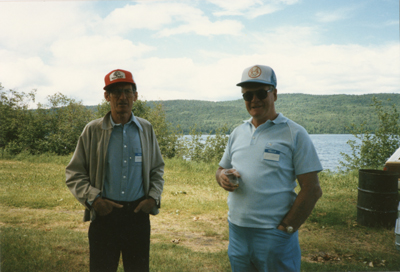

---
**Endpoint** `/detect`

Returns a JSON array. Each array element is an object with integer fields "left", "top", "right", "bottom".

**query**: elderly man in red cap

[{"left": 66, "top": 69, "right": 165, "bottom": 272}]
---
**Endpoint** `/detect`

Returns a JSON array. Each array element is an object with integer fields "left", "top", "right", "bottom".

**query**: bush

[
  {"left": 0, "top": 85, "right": 36, "bottom": 152},
  {"left": 175, "top": 125, "right": 229, "bottom": 163},
  {"left": 340, "top": 97, "right": 400, "bottom": 171}
]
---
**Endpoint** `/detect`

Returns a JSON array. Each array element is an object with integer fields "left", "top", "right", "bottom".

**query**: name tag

[
  {"left": 135, "top": 153, "right": 142, "bottom": 163},
  {"left": 263, "top": 149, "right": 280, "bottom": 161}
]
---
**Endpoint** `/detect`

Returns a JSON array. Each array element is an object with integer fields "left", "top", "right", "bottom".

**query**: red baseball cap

[{"left": 104, "top": 69, "right": 136, "bottom": 90}]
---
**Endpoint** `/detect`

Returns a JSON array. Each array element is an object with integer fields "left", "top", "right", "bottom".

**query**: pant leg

[
  {"left": 120, "top": 210, "right": 151, "bottom": 272},
  {"left": 228, "top": 221, "right": 258, "bottom": 272},
  {"left": 89, "top": 212, "right": 121, "bottom": 272},
  {"left": 228, "top": 222, "right": 301, "bottom": 272},
  {"left": 251, "top": 228, "right": 301, "bottom": 272}
]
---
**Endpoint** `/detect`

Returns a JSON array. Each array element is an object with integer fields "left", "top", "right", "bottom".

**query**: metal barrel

[{"left": 357, "top": 169, "right": 399, "bottom": 228}]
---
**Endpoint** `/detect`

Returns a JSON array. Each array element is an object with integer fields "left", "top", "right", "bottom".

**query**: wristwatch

[{"left": 280, "top": 222, "right": 294, "bottom": 233}]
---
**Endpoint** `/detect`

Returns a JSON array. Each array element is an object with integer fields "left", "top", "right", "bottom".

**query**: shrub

[{"left": 340, "top": 96, "right": 400, "bottom": 171}]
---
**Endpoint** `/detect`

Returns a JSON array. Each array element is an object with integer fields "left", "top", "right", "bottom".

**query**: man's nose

[
  {"left": 118, "top": 91, "right": 127, "bottom": 99},
  {"left": 251, "top": 93, "right": 259, "bottom": 102}
]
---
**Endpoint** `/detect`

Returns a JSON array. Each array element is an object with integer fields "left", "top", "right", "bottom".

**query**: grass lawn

[{"left": 1, "top": 155, "right": 399, "bottom": 271}]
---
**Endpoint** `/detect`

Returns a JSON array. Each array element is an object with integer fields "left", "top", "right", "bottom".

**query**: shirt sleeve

[
  {"left": 219, "top": 133, "right": 233, "bottom": 170},
  {"left": 292, "top": 127, "right": 323, "bottom": 176}
]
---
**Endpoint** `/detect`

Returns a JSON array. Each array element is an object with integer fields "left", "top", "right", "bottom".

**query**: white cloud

[
  {"left": 209, "top": 0, "right": 300, "bottom": 18},
  {"left": 0, "top": 49, "right": 50, "bottom": 90},
  {"left": 227, "top": 26, "right": 400, "bottom": 95},
  {"left": 101, "top": 2, "right": 243, "bottom": 37},
  {"left": 385, "top": 19, "right": 399, "bottom": 26},
  {"left": 158, "top": 18, "right": 243, "bottom": 36},
  {"left": 315, "top": 6, "right": 357, "bottom": 23},
  {"left": 0, "top": 2, "right": 90, "bottom": 53},
  {"left": 207, "top": 0, "right": 262, "bottom": 16},
  {"left": 102, "top": 3, "right": 178, "bottom": 33},
  {"left": 250, "top": 26, "right": 320, "bottom": 48},
  {"left": 136, "top": 26, "right": 399, "bottom": 101},
  {"left": 131, "top": 57, "right": 243, "bottom": 102},
  {"left": 50, "top": 36, "right": 155, "bottom": 65}
]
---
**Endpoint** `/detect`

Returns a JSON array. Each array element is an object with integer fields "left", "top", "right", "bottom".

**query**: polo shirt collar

[
  {"left": 271, "top": 113, "right": 288, "bottom": 124},
  {"left": 244, "top": 113, "right": 288, "bottom": 129}
]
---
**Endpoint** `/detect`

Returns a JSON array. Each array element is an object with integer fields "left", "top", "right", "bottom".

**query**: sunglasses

[{"left": 242, "top": 89, "right": 273, "bottom": 102}]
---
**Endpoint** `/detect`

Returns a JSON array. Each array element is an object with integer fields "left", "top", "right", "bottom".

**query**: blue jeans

[{"left": 228, "top": 221, "right": 301, "bottom": 272}]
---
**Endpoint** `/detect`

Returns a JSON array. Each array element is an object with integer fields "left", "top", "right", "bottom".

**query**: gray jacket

[{"left": 65, "top": 111, "right": 165, "bottom": 221}]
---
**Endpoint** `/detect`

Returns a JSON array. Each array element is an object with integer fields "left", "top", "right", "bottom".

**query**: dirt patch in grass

[
  {"left": 150, "top": 211, "right": 229, "bottom": 253},
  {"left": 298, "top": 221, "right": 398, "bottom": 269}
]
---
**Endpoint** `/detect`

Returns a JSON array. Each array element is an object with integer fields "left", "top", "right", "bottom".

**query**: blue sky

[{"left": 0, "top": 0, "right": 398, "bottom": 106}]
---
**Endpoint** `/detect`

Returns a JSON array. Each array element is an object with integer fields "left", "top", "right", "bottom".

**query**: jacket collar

[{"left": 101, "top": 111, "right": 143, "bottom": 131}]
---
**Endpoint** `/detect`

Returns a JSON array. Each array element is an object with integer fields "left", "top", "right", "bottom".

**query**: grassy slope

[{"left": 1, "top": 156, "right": 399, "bottom": 271}]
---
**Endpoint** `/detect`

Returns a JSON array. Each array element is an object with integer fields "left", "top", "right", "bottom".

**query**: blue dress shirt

[{"left": 102, "top": 113, "right": 145, "bottom": 202}]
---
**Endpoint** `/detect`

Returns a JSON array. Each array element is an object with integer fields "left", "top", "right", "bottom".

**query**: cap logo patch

[
  {"left": 110, "top": 70, "right": 126, "bottom": 82},
  {"left": 248, "top": 66, "right": 262, "bottom": 78}
]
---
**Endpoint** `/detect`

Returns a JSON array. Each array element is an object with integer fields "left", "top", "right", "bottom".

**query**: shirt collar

[
  {"left": 109, "top": 113, "right": 143, "bottom": 131},
  {"left": 244, "top": 113, "right": 288, "bottom": 128},
  {"left": 271, "top": 113, "right": 288, "bottom": 124}
]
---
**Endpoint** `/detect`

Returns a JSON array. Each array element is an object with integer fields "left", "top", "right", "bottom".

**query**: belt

[{"left": 104, "top": 196, "right": 146, "bottom": 210}]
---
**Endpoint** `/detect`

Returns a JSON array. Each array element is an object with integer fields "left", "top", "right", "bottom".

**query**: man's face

[
  {"left": 241, "top": 84, "right": 277, "bottom": 122},
  {"left": 104, "top": 83, "right": 137, "bottom": 116}
]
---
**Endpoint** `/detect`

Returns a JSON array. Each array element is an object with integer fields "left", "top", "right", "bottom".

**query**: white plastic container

[
  {"left": 396, "top": 219, "right": 400, "bottom": 251},
  {"left": 384, "top": 147, "right": 400, "bottom": 189}
]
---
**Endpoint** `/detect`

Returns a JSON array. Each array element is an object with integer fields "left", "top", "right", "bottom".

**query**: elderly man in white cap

[
  {"left": 66, "top": 69, "right": 164, "bottom": 272},
  {"left": 216, "top": 65, "right": 323, "bottom": 272}
]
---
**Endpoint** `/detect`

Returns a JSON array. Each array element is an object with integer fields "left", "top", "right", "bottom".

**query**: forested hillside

[
  {"left": 151, "top": 93, "right": 400, "bottom": 134},
  {"left": 3, "top": 86, "right": 398, "bottom": 158}
]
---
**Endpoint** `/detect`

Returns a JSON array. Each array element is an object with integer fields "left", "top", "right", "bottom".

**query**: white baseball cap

[{"left": 236, "top": 65, "right": 277, "bottom": 87}]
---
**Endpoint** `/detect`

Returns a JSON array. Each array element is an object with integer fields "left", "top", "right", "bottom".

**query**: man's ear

[
  {"left": 133, "top": 91, "right": 138, "bottom": 102},
  {"left": 273, "top": 88, "right": 278, "bottom": 102},
  {"left": 104, "top": 91, "right": 110, "bottom": 102}
]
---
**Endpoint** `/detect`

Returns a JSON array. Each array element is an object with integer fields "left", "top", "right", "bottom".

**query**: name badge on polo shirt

[
  {"left": 135, "top": 153, "right": 142, "bottom": 163},
  {"left": 263, "top": 149, "right": 280, "bottom": 161}
]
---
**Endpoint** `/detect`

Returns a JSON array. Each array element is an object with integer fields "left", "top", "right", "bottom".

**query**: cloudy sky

[{"left": 0, "top": 0, "right": 399, "bottom": 106}]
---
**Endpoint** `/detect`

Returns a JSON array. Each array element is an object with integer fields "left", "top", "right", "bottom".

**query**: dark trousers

[{"left": 88, "top": 198, "right": 150, "bottom": 272}]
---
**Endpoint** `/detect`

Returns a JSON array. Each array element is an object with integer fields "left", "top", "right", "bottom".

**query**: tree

[
  {"left": 201, "top": 125, "right": 229, "bottom": 162},
  {"left": 35, "top": 93, "right": 95, "bottom": 155},
  {"left": 1, "top": 89, "right": 95, "bottom": 155},
  {"left": 146, "top": 102, "right": 179, "bottom": 158},
  {"left": 0, "top": 85, "right": 36, "bottom": 155},
  {"left": 340, "top": 97, "right": 400, "bottom": 171}
]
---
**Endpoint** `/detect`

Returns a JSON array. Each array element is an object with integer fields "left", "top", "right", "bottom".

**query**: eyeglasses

[
  {"left": 242, "top": 89, "right": 273, "bottom": 102},
  {"left": 110, "top": 89, "right": 135, "bottom": 98}
]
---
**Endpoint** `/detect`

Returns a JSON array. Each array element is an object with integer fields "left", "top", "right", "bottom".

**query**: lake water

[
  {"left": 189, "top": 134, "right": 358, "bottom": 172},
  {"left": 310, "top": 134, "right": 358, "bottom": 172}
]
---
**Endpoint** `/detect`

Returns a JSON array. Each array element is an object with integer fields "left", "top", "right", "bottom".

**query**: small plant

[
  {"left": 175, "top": 125, "right": 229, "bottom": 163},
  {"left": 340, "top": 97, "right": 400, "bottom": 171}
]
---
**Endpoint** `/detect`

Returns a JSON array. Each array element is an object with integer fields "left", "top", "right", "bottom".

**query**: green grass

[{"left": 1, "top": 155, "right": 399, "bottom": 271}]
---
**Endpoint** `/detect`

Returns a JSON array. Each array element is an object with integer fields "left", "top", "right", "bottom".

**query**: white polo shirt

[{"left": 219, "top": 113, "right": 323, "bottom": 229}]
